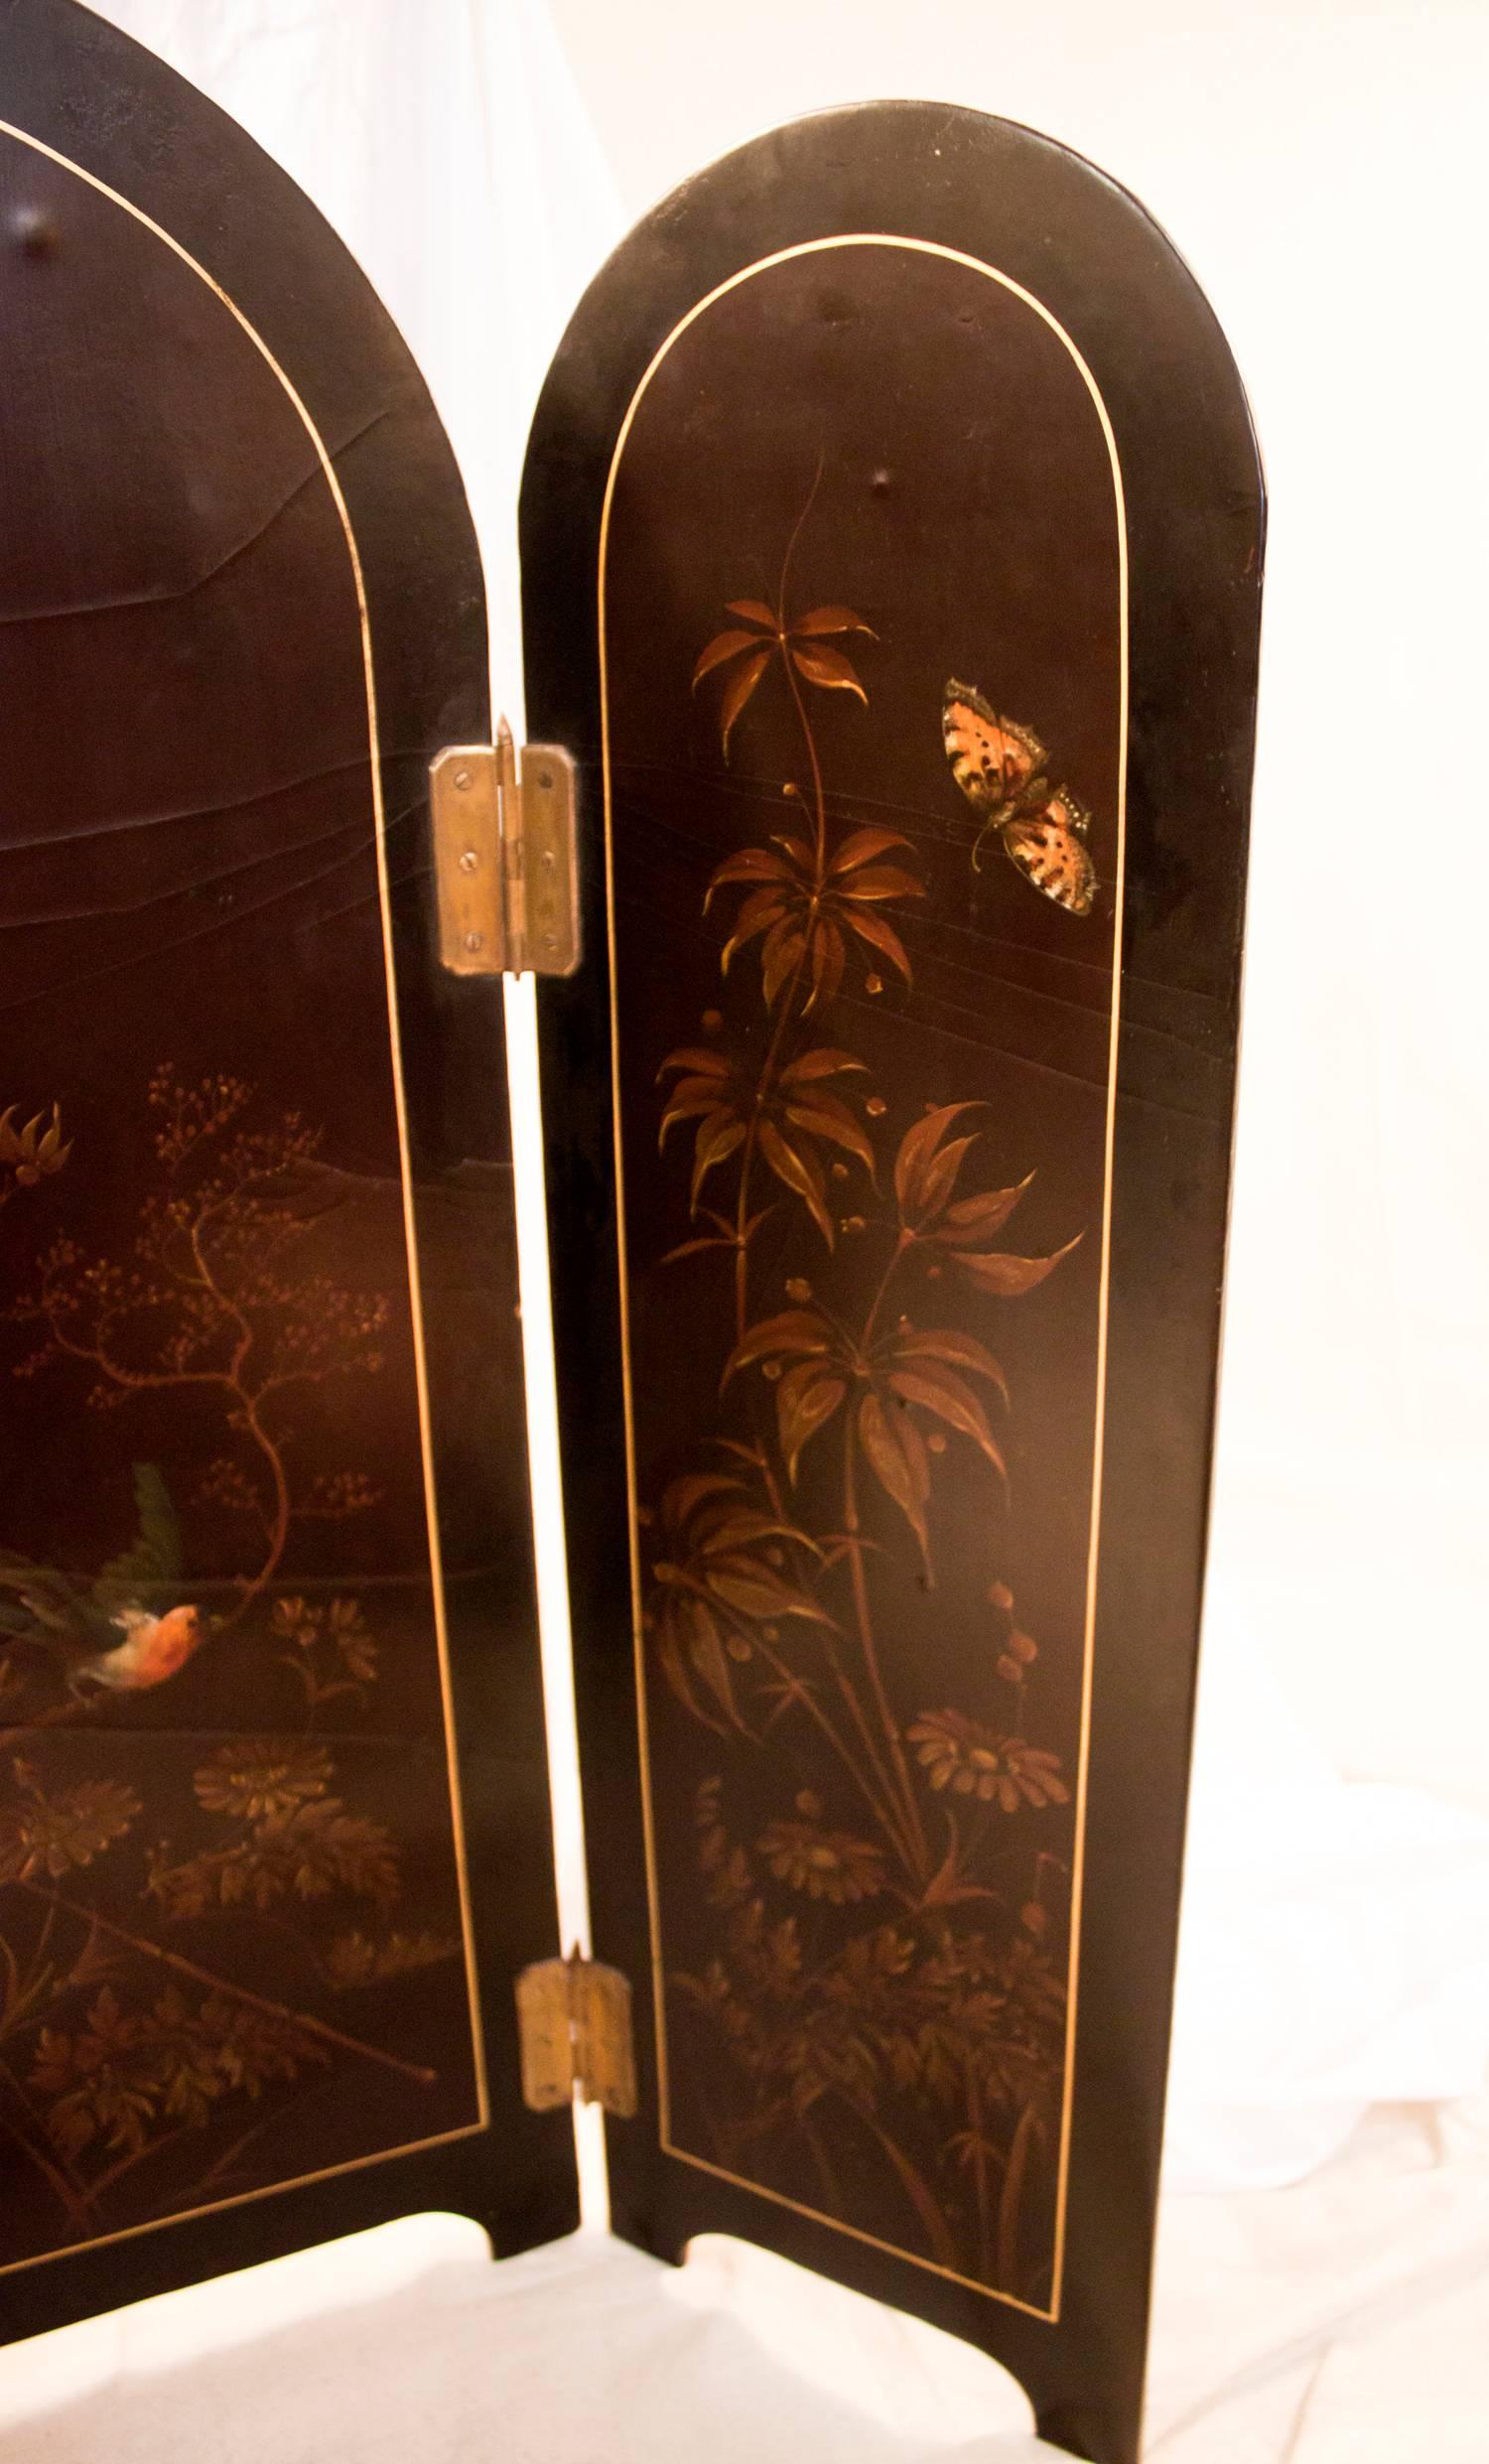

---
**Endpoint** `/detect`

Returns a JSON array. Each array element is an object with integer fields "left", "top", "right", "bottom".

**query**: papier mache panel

[
  {"left": 525, "top": 105, "right": 1262, "bottom": 2464},
  {"left": 0, "top": 0, "right": 568, "bottom": 2336}
]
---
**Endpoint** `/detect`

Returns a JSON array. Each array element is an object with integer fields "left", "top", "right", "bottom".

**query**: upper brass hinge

[
  {"left": 515, "top": 1948, "right": 637, "bottom": 2119},
  {"left": 431, "top": 721, "right": 579, "bottom": 977}
]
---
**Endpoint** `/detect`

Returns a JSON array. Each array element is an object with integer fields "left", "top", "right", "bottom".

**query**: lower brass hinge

[
  {"left": 431, "top": 722, "right": 579, "bottom": 977},
  {"left": 515, "top": 1948, "right": 637, "bottom": 2119}
]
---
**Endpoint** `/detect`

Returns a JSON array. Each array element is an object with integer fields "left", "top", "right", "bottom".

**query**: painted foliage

[
  {"left": 604, "top": 243, "right": 1122, "bottom": 2310},
  {"left": 0, "top": 1061, "right": 480, "bottom": 2267},
  {"left": 0, "top": 137, "right": 484, "bottom": 2273}
]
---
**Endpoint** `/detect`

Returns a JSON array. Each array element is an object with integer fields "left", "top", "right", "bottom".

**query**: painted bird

[{"left": 0, "top": 1463, "right": 206, "bottom": 1697}]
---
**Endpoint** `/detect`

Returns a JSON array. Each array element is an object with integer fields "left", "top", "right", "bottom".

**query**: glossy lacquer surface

[
  {"left": 0, "top": 0, "right": 572, "bottom": 2336},
  {"left": 525, "top": 106, "right": 1261, "bottom": 2464}
]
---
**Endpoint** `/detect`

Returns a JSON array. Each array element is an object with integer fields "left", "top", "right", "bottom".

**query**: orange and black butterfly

[{"left": 941, "top": 679, "right": 1097, "bottom": 916}]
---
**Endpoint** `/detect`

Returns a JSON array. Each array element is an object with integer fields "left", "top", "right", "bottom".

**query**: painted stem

[
  {"left": 844, "top": 2096, "right": 958, "bottom": 2271},
  {"left": 841, "top": 1428, "right": 931, "bottom": 1884},
  {"left": 998, "top": 2099, "right": 1041, "bottom": 2292},
  {"left": 728, "top": 456, "right": 832, "bottom": 1340},
  {"left": 0, "top": 2051, "right": 93, "bottom": 2228},
  {"left": 11, "top": 1879, "right": 436, "bottom": 2087},
  {"left": 732, "top": 940, "right": 810, "bottom": 1345},
  {"left": 749, "top": 1630, "right": 911, "bottom": 1867},
  {"left": 967, "top": 2055, "right": 994, "bottom": 2281}
]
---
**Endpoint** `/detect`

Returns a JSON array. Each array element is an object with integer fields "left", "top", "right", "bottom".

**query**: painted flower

[
  {"left": 907, "top": 1711, "right": 1069, "bottom": 1811},
  {"left": 0, "top": 1102, "right": 70, "bottom": 1192},
  {"left": 0, "top": 1768, "right": 139, "bottom": 1881},
  {"left": 270, "top": 1595, "right": 320, "bottom": 1650},
  {"left": 758, "top": 1793, "right": 885, "bottom": 1902},
  {"left": 193, "top": 1739, "right": 333, "bottom": 1825}
]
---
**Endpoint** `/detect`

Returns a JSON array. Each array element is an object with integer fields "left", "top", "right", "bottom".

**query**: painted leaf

[
  {"left": 790, "top": 641, "right": 868, "bottom": 701},
  {"left": 681, "top": 1598, "right": 742, "bottom": 1730},
  {"left": 689, "top": 1116, "right": 744, "bottom": 1210},
  {"left": 725, "top": 598, "right": 778, "bottom": 628},
  {"left": 706, "top": 846, "right": 794, "bottom": 903},
  {"left": 659, "top": 1072, "right": 736, "bottom": 1109},
  {"left": 830, "top": 826, "right": 914, "bottom": 874},
  {"left": 893, "top": 1103, "right": 980, "bottom": 1214},
  {"left": 805, "top": 919, "right": 847, "bottom": 1011},
  {"left": 776, "top": 1361, "right": 849, "bottom": 1481},
  {"left": 833, "top": 866, "right": 924, "bottom": 903},
  {"left": 895, "top": 1326, "right": 1010, "bottom": 1404},
  {"left": 949, "top": 1232, "right": 1083, "bottom": 1295},
  {"left": 692, "top": 627, "right": 764, "bottom": 688},
  {"left": 664, "top": 1472, "right": 747, "bottom": 1524},
  {"left": 841, "top": 903, "right": 911, "bottom": 982},
  {"left": 720, "top": 644, "right": 774, "bottom": 756},
  {"left": 782, "top": 1093, "right": 877, "bottom": 1178},
  {"left": 724, "top": 1309, "right": 833, "bottom": 1383},
  {"left": 697, "top": 1564, "right": 783, "bottom": 1619},
  {"left": 702, "top": 1510, "right": 813, "bottom": 1556},
  {"left": 657, "top": 1045, "right": 732, "bottom": 1080},
  {"left": 721, "top": 888, "right": 790, "bottom": 973},
  {"left": 758, "top": 1120, "right": 835, "bottom": 1248},
  {"left": 704, "top": 1563, "right": 830, "bottom": 1624},
  {"left": 857, "top": 1390, "right": 930, "bottom": 1565},
  {"left": 760, "top": 920, "right": 808, "bottom": 1011},
  {"left": 659, "top": 1080, "right": 733, "bottom": 1143},
  {"left": 916, "top": 1135, "right": 979, "bottom": 1222},
  {"left": 918, "top": 1835, "right": 999, "bottom": 1909},
  {"left": 791, "top": 605, "right": 877, "bottom": 638},
  {"left": 883, "top": 1365, "right": 1007, "bottom": 1477},
  {"left": 662, "top": 1205, "right": 743, "bottom": 1264},
  {"left": 779, "top": 1047, "right": 866, "bottom": 1084},
  {"left": 939, "top": 1175, "right": 1034, "bottom": 1242}
]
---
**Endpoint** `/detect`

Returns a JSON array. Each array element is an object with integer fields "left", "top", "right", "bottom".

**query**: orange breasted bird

[{"left": 0, "top": 1464, "right": 206, "bottom": 1697}]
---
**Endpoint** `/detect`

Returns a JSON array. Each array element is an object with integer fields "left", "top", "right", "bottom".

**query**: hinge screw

[
  {"left": 459, "top": 849, "right": 478, "bottom": 873},
  {"left": 454, "top": 766, "right": 473, "bottom": 791},
  {"left": 465, "top": 930, "right": 484, "bottom": 954}
]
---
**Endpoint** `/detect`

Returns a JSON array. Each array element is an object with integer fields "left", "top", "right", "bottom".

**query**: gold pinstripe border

[
  {"left": 598, "top": 234, "right": 1129, "bottom": 2326},
  {"left": 0, "top": 116, "right": 486, "bottom": 2280}
]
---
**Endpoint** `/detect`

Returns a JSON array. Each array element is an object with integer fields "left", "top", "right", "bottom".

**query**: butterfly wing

[
  {"left": 942, "top": 679, "right": 1047, "bottom": 817},
  {"left": 1001, "top": 785, "right": 1097, "bottom": 915}
]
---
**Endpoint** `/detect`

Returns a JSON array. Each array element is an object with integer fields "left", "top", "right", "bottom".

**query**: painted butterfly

[{"left": 941, "top": 678, "right": 1097, "bottom": 916}]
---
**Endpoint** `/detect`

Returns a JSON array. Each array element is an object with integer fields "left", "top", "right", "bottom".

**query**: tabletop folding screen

[{"left": 0, "top": 7, "right": 1262, "bottom": 2458}]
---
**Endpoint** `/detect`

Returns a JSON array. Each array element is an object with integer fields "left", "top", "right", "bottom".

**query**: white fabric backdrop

[{"left": 81, "top": 0, "right": 1489, "bottom": 2203}]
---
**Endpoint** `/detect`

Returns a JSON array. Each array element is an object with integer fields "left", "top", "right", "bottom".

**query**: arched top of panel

[
  {"left": 0, "top": 0, "right": 570, "bottom": 2342},
  {"left": 525, "top": 102, "right": 1263, "bottom": 2464},
  {"left": 525, "top": 99, "right": 1262, "bottom": 1007}
]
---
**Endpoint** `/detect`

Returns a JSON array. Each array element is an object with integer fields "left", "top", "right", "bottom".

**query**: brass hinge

[
  {"left": 430, "top": 721, "right": 579, "bottom": 977},
  {"left": 515, "top": 1948, "right": 637, "bottom": 2119}
]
